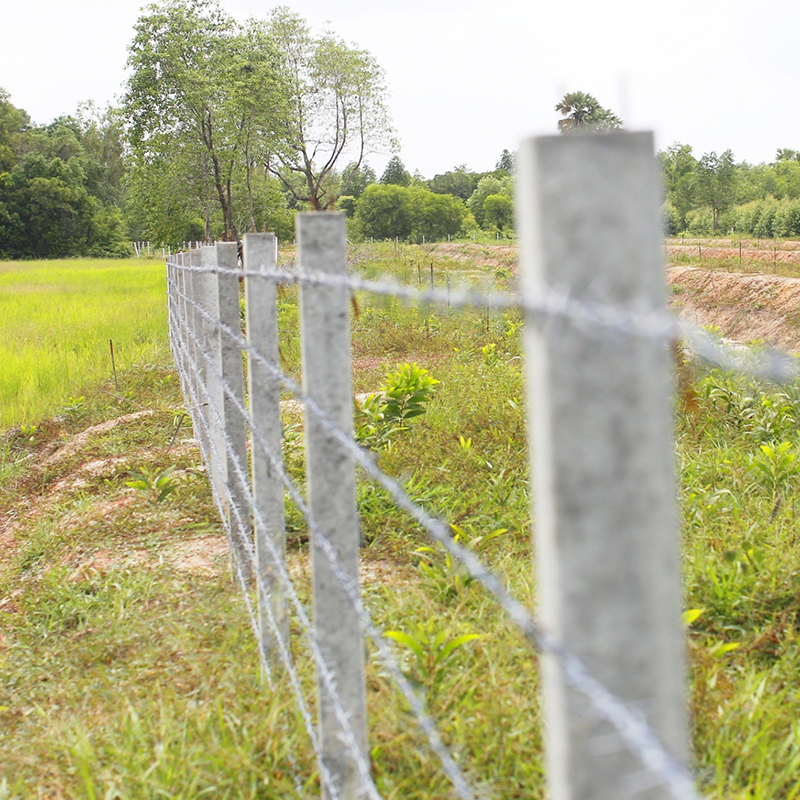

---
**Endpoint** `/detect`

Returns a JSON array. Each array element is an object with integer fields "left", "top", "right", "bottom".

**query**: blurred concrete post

[
  {"left": 199, "top": 246, "right": 227, "bottom": 512},
  {"left": 215, "top": 242, "right": 252, "bottom": 583},
  {"left": 516, "top": 132, "right": 689, "bottom": 799},
  {"left": 186, "top": 248, "right": 212, "bottom": 469},
  {"left": 297, "top": 212, "right": 368, "bottom": 800},
  {"left": 243, "top": 233, "right": 289, "bottom": 670}
]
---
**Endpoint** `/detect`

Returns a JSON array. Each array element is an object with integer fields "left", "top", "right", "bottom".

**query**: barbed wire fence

[{"left": 163, "top": 133, "right": 800, "bottom": 800}]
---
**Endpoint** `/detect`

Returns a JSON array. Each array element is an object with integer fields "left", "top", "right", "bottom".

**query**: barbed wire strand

[
  {"left": 170, "top": 264, "right": 702, "bottom": 800},
  {"left": 174, "top": 261, "right": 800, "bottom": 385},
  {"left": 168, "top": 271, "right": 479, "bottom": 800},
  {"left": 165, "top": 272, "right": 330, "bottom": 798}
]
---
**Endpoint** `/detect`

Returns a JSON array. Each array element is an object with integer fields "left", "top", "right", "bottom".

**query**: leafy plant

[
  {"left": 384, "top": 617, "right": 480, "bottom": 705},
  {"left": 748, "top": 441, "right": 798, "bottom": 498},
  {"left": 356, "top": 362, "right": 439, "bottom": 450},
  {"left": 62, "top": 395, "right": 86, "bottom": 420},
  {"left": 125, "top": 465, "right": 178, "bottom": 505},
  {"left": 382, "top": 362, "right": 439, "bottom": 424},
  {"left": 414, "top": 525, "right": 507, "bottom": 601}
]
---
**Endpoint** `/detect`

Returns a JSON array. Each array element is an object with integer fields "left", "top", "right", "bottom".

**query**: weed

[
  {"left": 356, "top": 362, "right": 439, "bottom": 450},
  {"left": 748, "top": 441, "right": 798, "bottom": 499},
  {"left": 125, "top": 465, "right": 178, "bottom": 505},
  {"left": 384, "top": 617, "right": 480, "bottom": 706},
  {"left": 414, "top": 525, "right": 507, "bottom": 602}
]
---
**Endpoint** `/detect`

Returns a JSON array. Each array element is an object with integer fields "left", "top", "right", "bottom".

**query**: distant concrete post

[
  {"left": 243, "top": 233, "right": 289, "bottom": 670},
  {"left": 516, "top": 132, "right": 688, "bottom": 799},
  {"left": 199, "top": 246, "right": 228, "bottom": 509},
  {"left": 213, "top": 242, "right": 252, "bottom": 583},
  {"left": 186, "top": 248, "right": 212, "bottom": 468},
  {"left": 297, "top": 212, "right": 368, "bottom": 800}
]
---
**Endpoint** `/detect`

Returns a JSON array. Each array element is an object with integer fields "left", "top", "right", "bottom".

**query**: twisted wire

[
  {"left": 168, "top": 270, "right": 478, "bottom": 799},
  {"left": 169, "top": 263, "right": 702, "bottom": 800}
]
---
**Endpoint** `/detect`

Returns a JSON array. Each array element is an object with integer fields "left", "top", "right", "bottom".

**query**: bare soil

[{"left": 667, "top": 266, "right": 800, "bottom": 350}]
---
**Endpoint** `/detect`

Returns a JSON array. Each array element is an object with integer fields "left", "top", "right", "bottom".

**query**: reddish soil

[{"left": 667, "top": 266, "right": 800, "bottom": 350}]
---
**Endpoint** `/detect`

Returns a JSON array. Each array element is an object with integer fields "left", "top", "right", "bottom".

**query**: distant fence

[{"left": 163, "top": 132, "right": 774, "bottom": 800}]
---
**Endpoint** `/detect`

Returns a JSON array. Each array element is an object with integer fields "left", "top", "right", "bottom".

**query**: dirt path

[{"left": 667, "top": 266, "right": 800, "bottom": 350}]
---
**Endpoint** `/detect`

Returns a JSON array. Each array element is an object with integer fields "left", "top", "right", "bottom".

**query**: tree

[
  {"left": 408, "top": 187, "right": 466, "bottom": 241},
  {"left": 354, "top": 184, "right": 411, "bottom": 239},
  {"left": 354, "top": 184, "right": 466, "bottom": 242},
  {"left": 555, "top": 92, "right": 622, "bottom": 134},
  {"left": 265, "top": 8, "right": 394, "bottom": 211},
  {"left": 124, "top": 0, "right": 284, "bottom": 241},
  {"left": 428, "top": 165, "right": 478, "bottom": 200},
  {"left": 776, "top": 149, "right": 800, "bottom": 163},
  {"left": 467, "top": 175, "right": 512, "bottom": 229},
  {"left": 495, "top": 149, "right": 514, "bottom": 173},
  {"left": 340, "top": 161, "right": 376, "bottom": 198},
  {"left": 380, "top": 155, "right": 410, "bottom": 186},
  {"left": 659, "top": 143, "right": 698, "bottom": 231},
  {"left": 0, "top": 88, "right": 28, "bottom": 173},
  {"left": 482, "top": 194, "right": 514, "bottom": 232},
  {"left": 0, "top": 90, "right": 129, "bottom": 258},
  {"left": 695, "top": 150, "right": 736, "bottom": 231}
]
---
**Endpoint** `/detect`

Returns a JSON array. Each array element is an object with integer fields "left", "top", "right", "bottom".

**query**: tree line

[
  {"left": 661, "top": 144, "right": 800, "bottom": 237},
  {"left": 2, "top": 8, "right": 799, "bottom": 263}
]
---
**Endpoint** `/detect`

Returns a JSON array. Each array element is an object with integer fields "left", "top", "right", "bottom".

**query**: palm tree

[{"left": 555, "top": 92, "right": 622, "bottom": 134}]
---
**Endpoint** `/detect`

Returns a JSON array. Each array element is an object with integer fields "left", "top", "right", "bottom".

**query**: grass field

[
  {"left": 0, "top": 258, "right": 169, "bottom": 430},
  {"left": 2, "top": 244, "right": 800, "bottom": 798}
]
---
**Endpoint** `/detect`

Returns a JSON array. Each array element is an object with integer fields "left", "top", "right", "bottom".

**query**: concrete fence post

[
  {"left": 187, "top": 248, "right": 212, "bottom": 468},
  {"left": 199, "top": 246, "right": 228, "bottom": 511},
  {"left": 516, "top": 132, "right": 689, "bottom": 799},
  {"left": 243, "top": 233, "right": 289, "bottom": 670},
  {"left": 214, "top": 242, "right": 252, "bottom": 583},
  {"left": 297, "top": 212, "right": 368, "bottom": 800}
]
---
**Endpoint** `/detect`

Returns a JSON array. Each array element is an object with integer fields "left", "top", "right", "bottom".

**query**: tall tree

[
  {"left": 659, "top": 143, "right": 698, "bottom": 231},
  {"left": 265, "top": 8, "right": 395, "bottom": 210},
  {"left": 555, "top": 92, "right": 622, "bottom": 134},
  {"left": 695, "top": 150, "right": 736, "bottom": 231},
  {"left": 428, "top": 165, "right": 478, "bottom": 200},
  {"left": 380, "top": 155, "right": 410, "bottom": 186},
  {"left": 495, "top": 149, "right": 514, "bottom": 173},
  {"left": 124, "top": 0, "right": 283, "bottom": 241}
]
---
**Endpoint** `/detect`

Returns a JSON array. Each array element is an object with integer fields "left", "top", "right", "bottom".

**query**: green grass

[
  {"left": 0, "top": 258, "right": 169, "bottom": 430},
  {"left": 3, "top": 243, "right": 800, "bottom": 797}
]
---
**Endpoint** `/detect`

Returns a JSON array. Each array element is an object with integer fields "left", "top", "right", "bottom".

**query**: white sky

[{"left": 1, "top": 0, "right": 798, "bottom": 177}]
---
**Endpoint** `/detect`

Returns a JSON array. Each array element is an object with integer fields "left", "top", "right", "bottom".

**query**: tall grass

[{"left": 0, "top": 259, "right": 169, "bottom": 429}]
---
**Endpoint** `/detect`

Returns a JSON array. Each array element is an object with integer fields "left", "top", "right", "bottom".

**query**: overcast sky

[{"left": 2, "top": 0, "right": 798, "bottom": 177}]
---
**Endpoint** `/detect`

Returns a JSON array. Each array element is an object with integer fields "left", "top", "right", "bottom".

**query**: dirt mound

[
  {"left": 427, "top": 242, "right": 517, "bottom": 270},
  {"left": 667, "top": 266, "right": 800, "bottom": 350}
]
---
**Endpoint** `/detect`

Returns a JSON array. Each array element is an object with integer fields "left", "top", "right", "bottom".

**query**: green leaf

[
  {"left": 682, "top": 608, "right": 704, "bottom": 626},
  {"left": 437, "top": 634, "right": 481, "bottom": 664},
  {"left": 384, "top": 630, "right": 425, "bottom": 663}
]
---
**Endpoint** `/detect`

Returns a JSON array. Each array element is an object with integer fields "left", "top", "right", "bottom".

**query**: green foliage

[
  {"left": 686, "top": 206, "right": 714, "bottom": 235},
  {"left": 555, "top": 91, "right": 622, "bottom": 133},
  {"left": 340, "top": 161, "right": 376, "bottom": 199},
  {"left": 466, "top": 175, "right": 513, "bottom": 231},
  {"left": 427, "top": 165, "right": 478, "bottom": 200},
  {"left": 482, "top": 193, "right": 514, "bottom": 233},
  {"left": 380, "top": 155, "right": 411, "bottom": 187},
  {"left": 356, "top": 361, "right": 439, "bottom": 449},
  {"left": 0, "top": 97, "right": 130, "bottom": 259},
  {"left": 381, "top": 361, "right": 440, "bottom": 423},
  {"left": 384, "top": 617, "right": 480, "bottom": 705},
  {"left": 748, "top": 442, "right": 798, "bottom": 499},
  {"left": 354, "top": 184, "right": 467, "bottom": 242},
  {"left": 125, "top": 465, "right": 178, "bottom": 505},
  {"left": 414, "top": 525, "right": 507, "bottom": 602}
]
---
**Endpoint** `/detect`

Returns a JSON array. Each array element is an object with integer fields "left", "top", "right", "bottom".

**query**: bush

[{"left": 686, "top": 207, "right": 714, "bottom": 235}]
